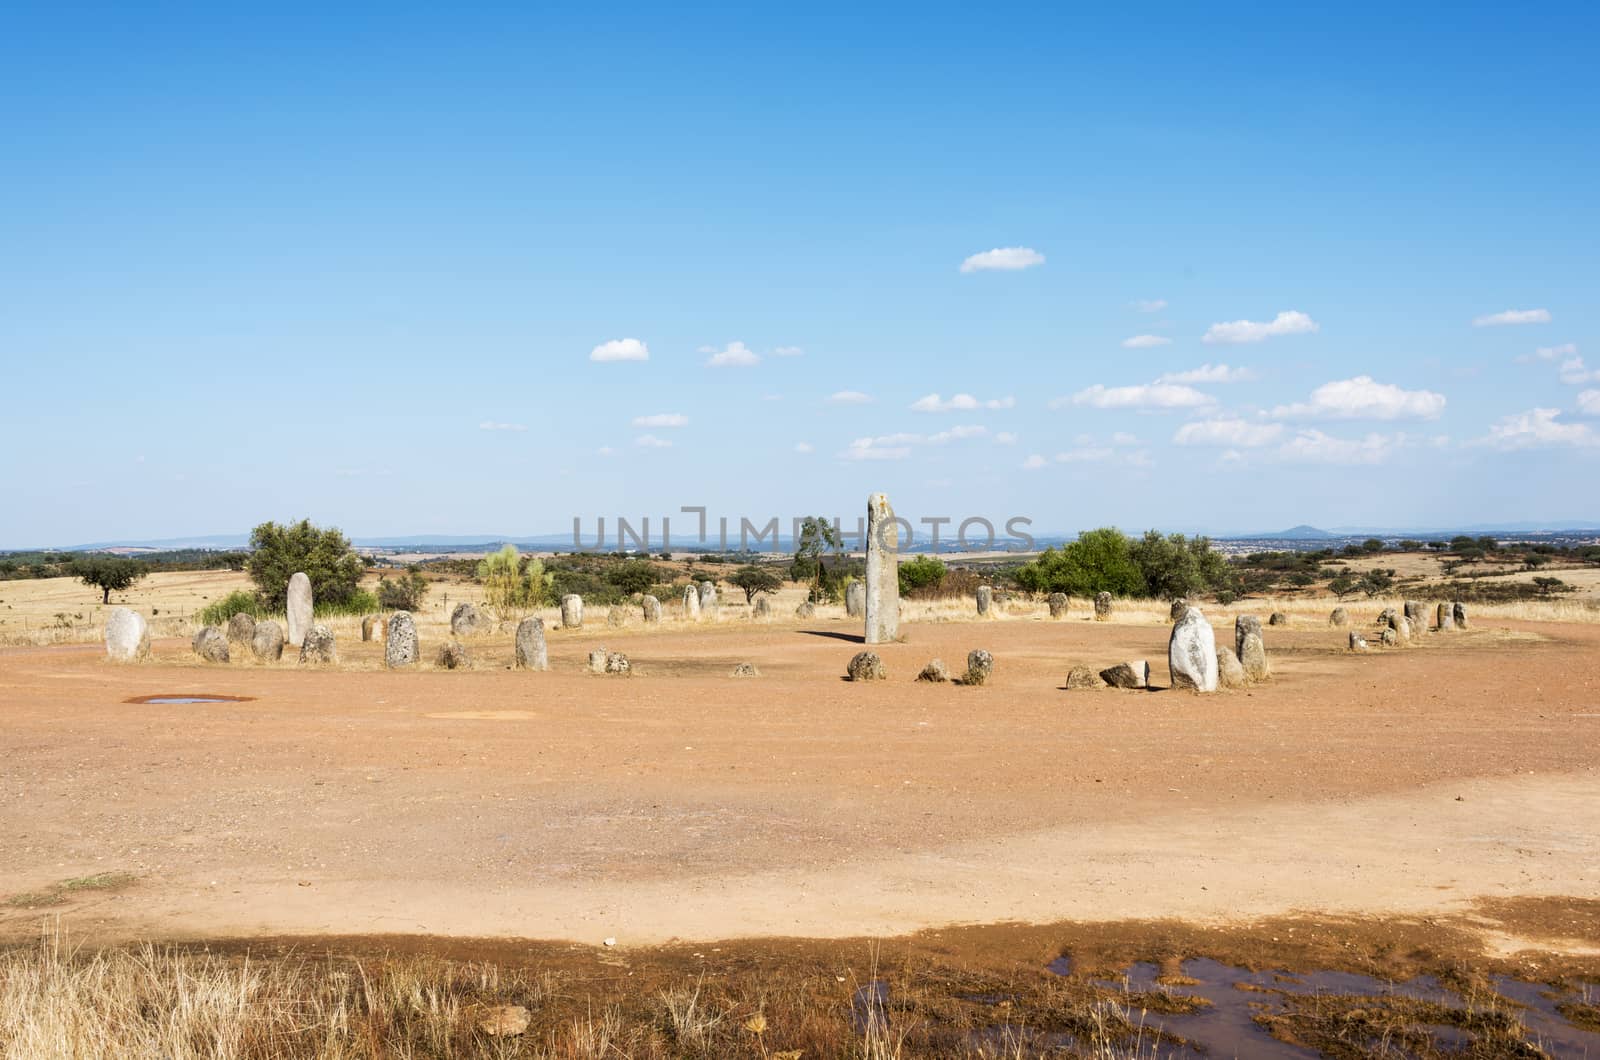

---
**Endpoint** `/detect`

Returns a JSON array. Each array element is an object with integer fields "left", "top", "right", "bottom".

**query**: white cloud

[
  {"left": 1111, "top": 431, "right": 1141, "bottom": 446},
  {"left": 840, "top": 438, "right": 912, "bottom": 461},
  {"left": 1132, "top": 298, "right": 1167, "bottom": 313},
  {"left": 1173, "top": 418, "right": 1284, "bottom": 448},
  {"left": 631, "top": 412, "right": 688, "bottom": 428},
  {"left": 1559, "top": 356, "right": 1599, "bottom": 385},
  {"left": 1476, "top": 407, "right": 1596, "bottom": 450},
  {"left": 1278, "top": 429, "right": 1393, "bottom": 465},
  {"left": 1155, "top": 363, "right": 1255, "bottom": 384},
  {"left": 1577, "top": 391, "right": 1600, "bottom": 416},
  {"left": 702, "top": 341, "right": 760, "bottom": 368},
  {"left": 774, "top": 345, "right": 804, "bottom": 357},
  {"left": 478, "top": 421, "right": 527, "bottom": 432},
  {"left": 1202, "top": 310, "right": 1319, "bottom": 345},
  {"left": 635, "top": 434, "right": 672, "bottom": 448},
  {"left": 1532, "top": 342, "right": 1577, "bottom": 361},
  {"left": 910, "top": 392, "right": 1015, "bottom": 412},
  {"left": 1057, "top": 383, "right": 1214, "bottom": 410},
  {"left": 1021, "top": 453, "right": 1048, "bottom": 470},
  {"left": 827, "top": 390, "right": 873, "bottom": 404},
  {"left": 925, "top": 424, "right": 988, "bottom": 444},
  {"left": 994, "top": 431, "right": 1019, "bottom": 445},
  {"left": 590, "top": 337, "right": 649, "bottom": 362},
  {"left": 1271, "top": 376, "right": 1446, "bottom": 421},
  {"left": 1121, "top": 334, "right": 1171, "bottom": 349},
  {"left": 959, "top": 246, "right": 1045, "bottom": 273},
  {"left": 1472, "top": 308, "right": 1551, "bottom": 327},
  {"left": 1054, "top": 447, "right": 1114, "bottom": 463},
  {"left": 794, "top": 441, "right": 815, "bottom": 453}
]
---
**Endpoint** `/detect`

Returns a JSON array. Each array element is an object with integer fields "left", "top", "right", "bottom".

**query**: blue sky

[{"left": 3, "top": 3, "right": 1598, "bottom": 546}]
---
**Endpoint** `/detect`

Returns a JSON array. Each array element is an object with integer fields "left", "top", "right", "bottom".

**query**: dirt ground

[{"left": 2, "top": 605, "right": 1597, "bottom": 966}]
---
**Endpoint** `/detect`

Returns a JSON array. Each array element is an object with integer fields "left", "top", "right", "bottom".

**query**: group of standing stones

[
  {"left": 1351, "top": 599, "right": 1468, "bottom": 651},
  {"left": 1064, "top": 608, "right": 1271, "bottom": 694}
]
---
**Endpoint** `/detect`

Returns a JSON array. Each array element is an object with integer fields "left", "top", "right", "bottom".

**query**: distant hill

[{"left": 1267, "top": 524, "right": 1336, "bottom": 540}]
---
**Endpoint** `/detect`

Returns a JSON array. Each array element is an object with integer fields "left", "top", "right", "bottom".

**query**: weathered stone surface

[
  {"left": 1240, "top": 631, "right": 1269, "bottom": 682},
  {"left": 435, "top": 641, "right": 469, "bottom": 669},
  {"left": 227, "top": 612, "right": 256, "bottom": 643},
  {"left": 1065, "top": 664, "right": 1104, "bottom": 690},
  {"left": 1404, "top": 601, "right": 1426, "bottom": 630},
  {"left": 1216, "top": 646, "right": 1247, "bottom": 689},
  {"left": 361, "top": 614, "right": 385, "bottom": 642},
  {"left": 192, "top": 625, "right": 230, "bottom": 663},
  {"left": 587, "top": 648, "right": 608, "bottom": 673},
  {"left": 604, "top": 651, "right": 630, "bottom": 675},
  {"left": 1349, "top": 631, "right": 1370, "bottom": 651},
  {"left": 731, "top": 662, "right": 760, "bottom": 678},
  {"left": 286, "top": 572, "right": 313, "bottom": 647},
  {"left": 844, "top": 581, "right": 865, "bottom": 618},
  {"left": 1380, "top": 627, "right": 1399, "bottom": 647},
  {"left": 477, "top": 1004, "right": 530, "bottom": 1038},
  {"left": 752, "top": 595, "right": 770, "bottom": 619},
  {"left": 251, "top": 620, "right": 284, "bottom": 661},
  {"left": 104, "top": 607, "right": 150, "bottom": 662},
  {"left": 1235, "top": 615, "right": 1263, "bottom": 660},
  {"left": 384, "top": 612, "right": 419, "bottom": 668},
  {"left": 916, "top": 658, "right": 949, "bottom": 683},
  {"left": 1377, "top": 607, "right": 1398, "bottom": 629},
  {"left": 1169, "top": 598, "right": 1189, "bottom": 622},
  {"left": 1168, "top": 607, "right": 1218, "bottom": 692},
  {"left": 1268, "top": 611, "right": 1289, "bottom": 627},
  {"left": 1394, "top": 615, "right": 1413, "bottom": 641},
  {"left": 976, "top": 586, "right": 992, "bottom": 617},
  {"left": 1453, "top": 601, "right": 1468, "bottom": 629},
  {"left": 298, "top": 623, "right": 336, "bottom": 664},
  {"left": 1047, "top": 593, "right": 1069, "bottom": 619},
  {"left": 864, "top": 493, "right": 900, "bottom": 644},
  {"left": 795, "top": 600, "right": 816, "bottom": 618},
  {"left": 642, "top": 595, "right": 661, "bottom": 624},
  {"left": 697, "top": 581, "right": 717, "bottom": 609},
  {"left": 847, "top": 650, "right": 886, "bottom": 681},
  {"left": 560, "top": 594, "right": 583, "bottom": 629},
  {"left": 1093, "top": 592, "right": 1113, "bottom": 621},
  {"left": 963, "top": 649, "right": 994, "bottom": 686},
  {"left": 514, "top": 617, "right": 547, "bottom": 670},
  {"left": 607, "top": 605, "right": 626, "bottom": 629},
  {"left": 1436, "top": 602, "right": 1456, "bottom": 631},
  {"left": 682, "top": 585, "right": 701, "bottom": 620},
  {"left": 1328, "top": 607, "right": 1348, "bottom": 627},
  {"left": 1099, "top": 660, "right": 1149, "bottom": 689},
  {"left": 450, "top": 602, "right": 489, "bottom": 636}
]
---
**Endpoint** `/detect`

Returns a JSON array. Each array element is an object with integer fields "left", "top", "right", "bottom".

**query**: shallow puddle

[{"left": 124, "top": 694, "right": 253, "bottom": 704}]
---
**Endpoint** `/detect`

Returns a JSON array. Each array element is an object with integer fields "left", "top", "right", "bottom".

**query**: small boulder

[
  {"left": 435, "top": 641, "right": 469, "bottom": 669},
  {"left": 385, "top": 612, "right": 419, "bottom": 668},
  {"left": 1380, "top": 627, "right": 1399, "bottom": 647},
  {"left": 845, "top": 581, "right": 865, "bottom": 618},
  {"left": 976, "top": 586, "right": 993, "bottom": 617},
  {"left": 1240, "top": 631, "right": 1269, "bottom": 682},
  {"left": 514, "top": 617, "right": 547, "bottom": 671},
  {"left": 192, "top": 625, "right": 230, "bottom": 663},
  {"left": 450, "top": 602, "right": 489, "bottom": 636},
  {"left": 104, "top": 607, "right": 150, "bottom": 663},
  {"left": 916, "top": 658, "right": 949, "bottom": 683},
  {"left": 1328, "top": 607, "right": 1348, "bottom": 627},
  {"left": 298, "top": 624, "right": 336, "bottom": 665},
  {"left": 753, "top": 596, "right": 771, "bottom": 620},
  {"left": 962, "top": 649, "right": 994, "bottom": 686},
  {"left": 1349, "top": 631, "right": 1369, "bottom": 651},
  {"left": 250, "top": 620, "right": 285, "bottom": 661},
  {"left": 1268, "top": 612, "right": 1289, "bottom": 627},
  {"left": 1452, "top": 601, "right": 1468, "bottom": 629},
  {"left": 1235, "top": 615, "right": 1263, "bottom": 660},
  {"left": 1065, "top": 664, "right": 1104, "bottom": 690},
  {"left": 1168, "top": 607, "right": 1218, "bottom": 692},
  {"left": 1216, "top": 647, "right": 1247, "bottom": 689},
  {"left": 587, "top": 648, "right": 608, "bottom": 673},
  {"left": 795, "top": 600, "right": 816, "bottom": 618},
  {"left": 226, "top": 612, "right": 256, "bottom": 643},
  {"left": 847, "top": 651, "right": 886, "bottom": 681},
  {"left": 641, "top": 595, "right": 662, "bottom": 624},
  {"left": 477, "top": 1004, "right": 530, "bottom": 1038},
  {"left": 1099, "top": 660, "right": 1149, "bottom": 689},
  {"left": 731, "top": 662, "right": 760, "bottom": 678},
  {"left": 607, "top": 605, "right": 627, "bottom": 629},
  {"left": 560, "top": 594, "right": 584, "bottom": 629},
  {"left": 1093, "top": 592, "right": 1113, "bottom": 621},
  {"left": 361, "top": 614, "right": 385, "bottom": 642},
  {"left": 604, "top": 651, "right": 631, "bottom": 675},
  {"left": 1047, "top": 593, "right": 1069, "bottom": 619},
  {"left": 1436, "top": 602, "right": 1456, "bottom": 631}
]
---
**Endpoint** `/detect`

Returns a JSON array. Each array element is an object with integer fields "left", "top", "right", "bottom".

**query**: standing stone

[
  {"left": 1169, "top": 598, "right": 1189, "bottom": 622},
  {"left": 604, "top": 651, "right": 631, "bottom": 675},
  {"left": 795, "top": 600, "right": 816, "bottom": 618},
  {"left": 250, "top": 620, "right": 284, "bottom": 661},
  {"left": 845, "top": 581, "right": 865, "bottom": 618},
  {"left": 1047, "top": 593, "right": 1069, "bottom": 619},
  {"left": 864, "top": 493, "right": 900, "bottom": 645},
  {"left": 104, "top": 608, "right": 150, "bottom": 662},
  {"left": 641, "top": 595, "right": 661, "bottom": 624},
  {"left": 847, "top": 650, "right": 887, "bottom": 681},
  {"left": 1377, "top": 607, "right": 1398, "bottom": 629},
  {"left": 192, "top": 625, "right": 230, "bottom": 663},
  {"left": 607, "top": 605, "right": 626, "bottom": 629},
  {"left": 1239, "top": 631, "right": 1269, "bottom": 682},
  {"left": 587, "top": 648, "right": 608, "bottom": 673},
  {"left": 1452, "top": 601, "right": 1468, "bottom": 629},
  {"left": 560, "top": 594, "right": 583, "bottom": 629},
  {"left": 1268, "top": 612, "right": 1289, "bottom": 627},
  {"left": 1436, "top": 602, "right": 1456, "bottom": 631},
  {"left": 450, "top": 602, "right": 489, "bottom": 636},
  {"left": 1380, "top": 627, "right": 1399, "bottom": 647},
  {"left": 916, "top": 658, "right": 949, "bottom": 683},
  {"left": 1168, "top": 607, "right": 1219, "bottom": 692},
  {"left": 226, "top": 612, "right": 256, "bottom": 643},
  {"left": 514, "top": 617, "right": 548, "bottom": 670},
  {"left": 697, "top": 581, "right": 717, "bottom": 609},
  {"left": 285, "top": 572, "right": 313, "bottom": 647},
  {"left": 1328, "top": 608, "right": 1348, "bottom": 627},
  {"left": 1393, "top": 614, "right": 1413, "bottom": 642},
  {"left": 753, "top": 595, "right": 771, "bottom": 620},
  {"left": 1093, "top": 592, "right": 1113, "bottom": 621},
  {"left": 1065, "top": 664, "right": 1104, "bottom": 690},
  {"left": 384, "top": 611, "right": 419, "bottom": 668},
  {"left": 298, "top": 623, "right": 336, "bottom": 664},
  {"left": 682, "top": 585, "right": 701, "bottom": 621},
  {"left": 1216, "top": 646, "right": 1247, "bottom": 689},
  {"left": 1404, "top": 601, "right": 1426, "bottom": 630},
  {"left": 435, "top": 641, "right": 469, "bottom": 669},
  {"left": 1235, "top": 615, "right": 1263, "bottom": 660},
  {"left": 963, "top": 649, "right": 994, "bottom": 686},
  {"left": 1349, "top": 631, "right": 1370, "bottom": 651},
  {"left": 1099, "top": 660, "right": 1149, "bottom": 689},
  {"left": 976, "top": 586, "right": 993, "bottom": 617},
  {"left": 361, "top": 614, "right": 385, "bottom": 642},
  {"left": 731, "top": 662, "right": 760, "bottom": 678}
]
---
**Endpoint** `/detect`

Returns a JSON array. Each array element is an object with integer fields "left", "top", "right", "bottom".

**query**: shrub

[
  {"left": 246, "top": 519, "right": 365, "bottom": 609},
  {"left": 605, "top": 560, "right": 659, "bottom": 597},
  {"left": 478, "top": 546, "right": 552, "bottom": 616},
  {"left": 195, "top": 589, "right": 268, "bottom": 627},
  {"left": 1013, "top": 528, "right": 1146, "bottom": 597},
  {"left": 897, "top": 555, "right": 947, "bottom": 595},
  {"left": 377, "top": 569, "right": 430, "bottom": 611}
]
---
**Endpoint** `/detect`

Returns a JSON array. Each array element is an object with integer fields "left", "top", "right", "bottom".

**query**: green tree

[
  {"left": 1362, "top": 538, "right": 1385, "bottom": 553},
  {"left": 1328, "top": 570, "right": 1359, "bottom": 599},
  {"left": 1358, "top": 568, "right": 1395, "bottom": 597},
  {"left": 790, "top": 515, "right": 843, "bottom": 596},
  {"left": 1398, "top": 539, "right": 1423, "bottom": 551},
  {"left": 478, "top": 545, "right": 553, "bottom": 615},
  {"left": 71, "top": 557, "right": 146, "bottom": 604},
  {"left": 605, "top": 559, "right": 659, "bottom": 597},
  {"left": 1127, "top": 531, "right": 1235, "bottom": 601},
  {"left": 377, "top": 567, "right": 431, "bottom": 611},
  {"left": 1013, "top": 528, "right": 1146, "bottom": 597},
  {"left": 897, "top": 555, "right": 946, "bottom": 595},
  {"left": 246, "top": 519, "right": 365, "bottom": 609},
  {"left": 729, "top": 564, "right": 782, "bottom": 603}
]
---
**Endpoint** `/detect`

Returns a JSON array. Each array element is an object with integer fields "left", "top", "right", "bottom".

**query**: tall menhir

[{"left": 864, "top": 492, "right": 900, "bottom": 644}]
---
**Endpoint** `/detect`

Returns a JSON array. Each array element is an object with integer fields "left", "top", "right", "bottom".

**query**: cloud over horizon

[
  {"left": 1272, "top": 376, "right": 1446, "bottom": 421},
  {"left": 1473, "top": 308, "right": 1551, "bottom": 327},
  {"left": 590, "top": 337, "right": 649, "bottom": 362},
  {"left": 1202, "top": 310, "right": 1319, "bottom": 345},
  {"left": 959, "top": 246, "right": 1045, "bottom": 273}
]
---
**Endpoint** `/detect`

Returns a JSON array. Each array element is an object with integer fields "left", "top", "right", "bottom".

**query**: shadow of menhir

[{"left": 796, "top": 629, "right": 866, "bottom": 644}]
